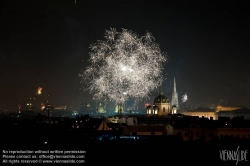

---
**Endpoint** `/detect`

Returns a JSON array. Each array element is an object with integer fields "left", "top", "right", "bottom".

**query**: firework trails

[{"left": 79, "top": 28, "right": 167, "bottom": 105}]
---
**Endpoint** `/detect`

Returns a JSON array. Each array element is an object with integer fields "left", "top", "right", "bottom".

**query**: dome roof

[
  {"left": 154, "top": 91, "right": 169, "bottom": 104},
  {"left": 97, "top": 103, "right": 105, "bottom": 113},
  {"left": 97, "top": 106, "right": 105, "bottom": 113}
]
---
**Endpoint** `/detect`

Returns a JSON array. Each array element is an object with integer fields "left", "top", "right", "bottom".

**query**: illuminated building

[
  {"left": 107, "top": 116, "right": 119, "bottom": 123},
  {"left": 181, "top": 109, "right": 217, "bottom": 120},
  {"left": 41, "top": 103, "right": 53, "bottom": 118},
  {"left": 180, "top": 104, "right": 250, "bottom": 120},
  {"left": 20, "top": 102, "right": 36, "bottom": 117},
  {"left": 54, "top": 106, "right": 67, "bottom": 110},
  {"left": 215, "top": 105, "right": 242, "bottom": 112},
  {"left": 97, "top": 103, "right": 106, "bottom": 113},
  {"left": 146, "top": 91, "right": 171, "bottom": 116},
  {"left": 171, "top": 77, "right": 179, "bottom": 113},
  {"left": 114, "top": 105, "right": 124, "bottom": 114},
  {"left": 172, "top": 105, "right": 178, "bottom": 114}
]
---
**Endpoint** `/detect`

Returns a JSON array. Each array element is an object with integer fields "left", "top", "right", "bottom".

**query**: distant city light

[{"left": 72, "top": 111, "right": 78, "bottom": 116}]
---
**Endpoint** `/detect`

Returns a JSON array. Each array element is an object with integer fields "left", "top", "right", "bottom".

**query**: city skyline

[{"left": 1, "top": 0, "right": 250, "bottom": 109}]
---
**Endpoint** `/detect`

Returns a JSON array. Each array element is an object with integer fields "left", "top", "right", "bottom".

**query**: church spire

[
  {"left": 159, "top": 82, "right": 163, "bottom": 95},
  {"left": 171, "top": 76, "right": 179, "bottom": 113},
  {"left": 173, "top": 77, "right": 176, "bottom": 92}
]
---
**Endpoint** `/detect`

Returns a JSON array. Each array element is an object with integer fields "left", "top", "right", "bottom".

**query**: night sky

[{"left": 1, "top": 0, "right": 250, "bottom": 110}]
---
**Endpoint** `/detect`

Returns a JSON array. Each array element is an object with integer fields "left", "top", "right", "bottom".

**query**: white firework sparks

[
  {"left": 181, "top": 93, "right": 188, "bottom": 103},
  {"left": 79, "top": 28, "right": 167, "bottom": 105}
]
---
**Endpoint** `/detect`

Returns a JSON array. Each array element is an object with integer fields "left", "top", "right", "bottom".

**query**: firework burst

[
  {"left": 79, "top": 28, "right": 167, "bottom": 105},
  {"left": 181, "top": 93, "right": 188, "bottom": 104}
]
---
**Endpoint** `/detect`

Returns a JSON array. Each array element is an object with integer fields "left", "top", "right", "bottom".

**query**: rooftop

[{"left": 124, "top": 125, "right": 166, "bottom": 132}]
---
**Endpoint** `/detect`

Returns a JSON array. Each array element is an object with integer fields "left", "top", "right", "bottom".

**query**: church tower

[{"left": 171, "top": 77, "right": 179, "bottom": 113}]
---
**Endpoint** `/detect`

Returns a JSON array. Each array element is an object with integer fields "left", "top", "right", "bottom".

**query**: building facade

[
  {"left": 180, "top": 105, "right": 250, "bottom": 120},
  {"left": 146, "top": 91, "right": 171, "bottom": 116}
]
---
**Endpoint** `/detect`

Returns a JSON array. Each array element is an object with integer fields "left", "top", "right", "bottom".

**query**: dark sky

[{"left": 1, "top": 0, "right": 250, "bottom": 109}]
